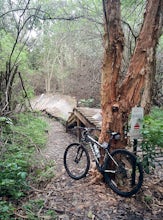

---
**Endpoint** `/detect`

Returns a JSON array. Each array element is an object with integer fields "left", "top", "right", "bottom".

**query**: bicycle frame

[{"left": 85, "top": 134, "right": 119, "bottom": 172}]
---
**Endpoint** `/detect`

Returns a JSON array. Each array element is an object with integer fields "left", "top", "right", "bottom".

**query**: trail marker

[{"left": 129, "top": 107, "right": 144, "bottom": 140}]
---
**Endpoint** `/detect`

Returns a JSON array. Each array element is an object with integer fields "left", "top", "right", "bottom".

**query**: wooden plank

[
  {"left": 73, "top": 109, "right": 94, "bottom": 127},
  {"left": 66, "top": 107, "right": 101, "bottom": 130},
  {"left": 76, "top": 107, "right": 102, "bottom": 128}
]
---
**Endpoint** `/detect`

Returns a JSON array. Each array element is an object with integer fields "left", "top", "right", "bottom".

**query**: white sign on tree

[{"left": 129, "top": 107, "right": 144, "bottom": 140}]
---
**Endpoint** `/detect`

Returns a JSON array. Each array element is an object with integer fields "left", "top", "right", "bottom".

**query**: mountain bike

[{"left": 63, "top": 127, "right": 143, "bottom": 197}]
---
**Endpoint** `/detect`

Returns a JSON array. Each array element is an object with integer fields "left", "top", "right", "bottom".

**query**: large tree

[{"left": 100, "top": 0, "right": 163, "bottom": 146}]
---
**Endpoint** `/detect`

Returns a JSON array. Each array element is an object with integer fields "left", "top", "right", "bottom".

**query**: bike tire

[
  {"left": 104, "top": 149, "right": 143, "bottom": 197},
  {"left": 64, "top": 143, "right": 90, "bottom": 180}
]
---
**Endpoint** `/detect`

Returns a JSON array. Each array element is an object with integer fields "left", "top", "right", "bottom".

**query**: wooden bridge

[{"left": 66, "top": 107, "right": 102, "bottom": 130}]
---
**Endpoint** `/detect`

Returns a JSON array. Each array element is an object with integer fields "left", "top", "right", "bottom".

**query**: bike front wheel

[
  {"left": 64, "top": 143, "right": 90, "bottom": 180},
  {"left": 104, "top": 149, "right": 143, "bottom": 197}
]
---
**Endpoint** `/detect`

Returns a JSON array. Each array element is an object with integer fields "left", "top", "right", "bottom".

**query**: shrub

[
  {"left": 0, "top": 112, "right": 48, "bottom": 199},
  {"left": 141, "top": 107, "right": 163, "bottom": 173},
  {"left": 78, "top": 98, "right": 94, "bottom": 107},
  {"left": 0, "top": 112, "right": 54, "bottom": 218},
  {"left": 0, "top": 201, "right": 15, "bottom": 220},
  {"left": 22, "top": 199, "right": 56, "bottom": 219}
]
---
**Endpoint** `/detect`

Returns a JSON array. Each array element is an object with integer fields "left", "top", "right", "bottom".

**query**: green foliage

[
  {"left": 0, "top": 159, "right": 28, "bottom": 198},
  {"left": 0, "top": 112, "right": 55, "bottom": 218},
  {"left": 0, "top": 113, "right": 48, "bottom": 199},
  {"left": 0, "top": 30, "right": 29, "bottom": 72},
  {"left": 144, "top": 195, "right": 153, "bottom": 204},
  {"left": 29, "top": 0, "right": 103, "bottom": 95},
  {"left": 29, "top": 158, "right": 55, "bottom": 185},
  {"left": 0, "top": 201, "right": 15, "bottom": 220},
  {"left": 0, "top": 116, "right": 13, "bottom": 125},
  {"left": 22, "top": 199, "right": 56, "bottom": 220},
  {"left": 141, "top": 107, "right": 163, "bottom": 173},
  {"left": 11, "top": 112, "right": 48, "bottom": 148},
  {"left": 158, "top": 35, "right": 163, "bottom": 48},
  {"left": 78, "top": 98, "right": 94, "bottom": 107},
  {"left": 142, "top": 107, "right": 163, "bottom": 147},
  {"left": 0, "top": 116, "right": 13, "bottom": 139}
]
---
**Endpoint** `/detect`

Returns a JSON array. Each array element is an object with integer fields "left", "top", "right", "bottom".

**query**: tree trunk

[
  {"left": 100, "top": 0, "right": 124, "bottom": 144},
  {"left": 100, "top": 0, "right": 163, "bottom": 147},
  {"left": 120, "top": 0, "right": 163, "bottom": 113}
]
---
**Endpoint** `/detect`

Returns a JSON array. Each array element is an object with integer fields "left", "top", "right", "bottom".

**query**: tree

[
  {"left": 0, "top": 0, "right": 40, "bottom": 114},
  {"left": 29, "top": 0, "right": 103, "bottom": 100},
  {"left": 99, "top": 0, "right": 163, "bottom": 146}
]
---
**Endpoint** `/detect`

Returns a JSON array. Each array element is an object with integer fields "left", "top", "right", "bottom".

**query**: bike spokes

[
  {"left": 74, "top": 147, "right": 84, "bottom": 163},
  {"left": 104, "top": 149, "right": 143, "bottom": 197},
  {"left": 64, "top": 143, "right": 90, "bottom": 180}
]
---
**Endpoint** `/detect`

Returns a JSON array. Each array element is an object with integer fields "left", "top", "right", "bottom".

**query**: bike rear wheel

[
  {"left": 104, "top": 149, "right": 143, "bottom": 197},
  {"left": 64, "top": 143, "right": 90, "bottom": 180}
]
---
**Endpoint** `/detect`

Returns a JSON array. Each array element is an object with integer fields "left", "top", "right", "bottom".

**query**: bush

[
  {"left": 78, "top": 98, "right": 94, "bottom": 107},
  {"left": 141, "top": 107, "right": 163, "bottom": 173},
  {"left": 0, "top": 112, "right": 54, "bottom": 218},
  {"left": 0, "top": 112, "right": 48, "bottom": 199},
  {"left": 0, "top": 201, "right": 15, "bottom": 220},
  {"left": 22, "top": 199, "right": 56, "bottom": 219}
]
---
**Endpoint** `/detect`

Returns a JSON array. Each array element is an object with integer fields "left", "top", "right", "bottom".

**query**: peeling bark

[
  {"left": 100, "top": 0, "right": 163, "bottom": 147},
  {"left": 100, "top": 0, "right": 124, "bottom": 144},
  {"left": 120, "top": 0, "right": 163, "bottom": 113}
]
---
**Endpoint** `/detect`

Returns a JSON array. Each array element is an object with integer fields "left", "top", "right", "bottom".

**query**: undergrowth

[
  {"left": 141, "top": 107, "right": 163, "bottom": 173},
  {"left": 0, "top": 112, "right": 55, "bottom": 219}
]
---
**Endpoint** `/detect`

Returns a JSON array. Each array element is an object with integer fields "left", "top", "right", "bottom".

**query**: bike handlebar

[
  {"left": 73, "top": 126, "right": 100, "bottom": 132},
  {"left": 72, "top": 126, "right": 120, "bottom": 139}
]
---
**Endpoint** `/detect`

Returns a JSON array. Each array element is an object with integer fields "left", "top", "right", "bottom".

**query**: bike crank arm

[{"left": 104, "top": 170, "right": 116, "bottom": 173}]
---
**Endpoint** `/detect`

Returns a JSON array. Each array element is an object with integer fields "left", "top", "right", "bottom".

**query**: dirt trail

[
  {"left": 33, "top": 117, "right": 162, "bottom": 220},
  {"left": 43, "top": 118, "right": 75, "bottom": 172}
]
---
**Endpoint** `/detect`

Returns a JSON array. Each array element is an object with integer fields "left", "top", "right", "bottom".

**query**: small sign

[
  {"left": 134, "top": 123, "right": 140, "bottom": 129},
  {"left": 129, "top": 107, "right": 144, "bottom": 140}
]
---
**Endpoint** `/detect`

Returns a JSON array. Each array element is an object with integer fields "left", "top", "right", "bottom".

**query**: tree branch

[
  {"left": 0, "top": 7, "right": 103, "bottom": 24},
  {"left": 18, "top": 72, "right": 33, "bottom": 111},
  {"left": 121, "top": 19, "right": 138, "bottom": 42}
]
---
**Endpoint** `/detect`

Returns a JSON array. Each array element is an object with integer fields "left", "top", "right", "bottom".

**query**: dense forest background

[{"left": 0, "top": 0, "right": 162, "bottom": 113}]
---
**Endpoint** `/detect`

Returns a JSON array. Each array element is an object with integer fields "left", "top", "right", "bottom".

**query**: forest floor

[{"left": 24, "top": 116, "right": 162, "bottom": 220}]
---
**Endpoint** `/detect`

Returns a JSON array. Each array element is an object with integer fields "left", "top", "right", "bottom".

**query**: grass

[{"left": 0, "top": 112, "right": 55, "bottom": 219}]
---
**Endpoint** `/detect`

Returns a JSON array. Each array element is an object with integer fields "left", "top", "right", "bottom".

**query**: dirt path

[
  {"left": 43, "top": 118, "right": 76, "bottom": 172},
  {"left": 33, "top": 117, "right": 162, "bottom": 220}
]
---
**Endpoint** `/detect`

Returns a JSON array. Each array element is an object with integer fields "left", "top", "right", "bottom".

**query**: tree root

[{"left": 86, "top": 168, "right": 103, "bottom": 186}]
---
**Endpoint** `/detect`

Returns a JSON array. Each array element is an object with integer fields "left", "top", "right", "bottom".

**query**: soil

[{"left": 24, "top": 116, "right": 163, "bottom": 220}]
